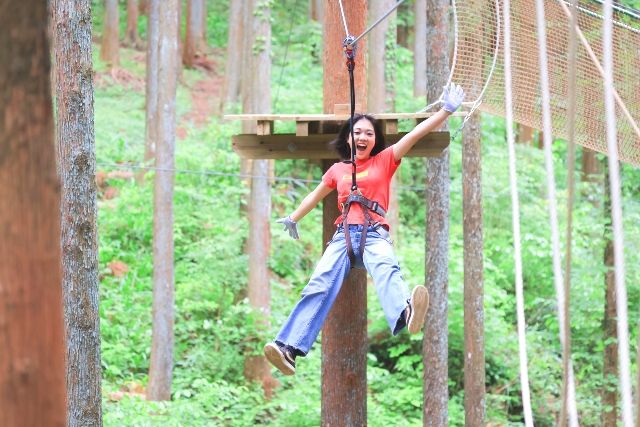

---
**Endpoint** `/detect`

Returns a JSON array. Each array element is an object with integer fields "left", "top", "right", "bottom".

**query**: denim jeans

[{"left": 275, "top": 224, "right": 410, "bottom": 356}]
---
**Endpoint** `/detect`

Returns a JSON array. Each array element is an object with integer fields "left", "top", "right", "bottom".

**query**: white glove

[{"left": 442, "top": 83, "right": 465, "bottom": 113}]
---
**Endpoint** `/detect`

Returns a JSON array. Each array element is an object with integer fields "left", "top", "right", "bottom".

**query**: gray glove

[
  {"left": 442, "top": 82, "right": 465, "bottom": 113},
  {"left": 276, "top": 216, "right": 299, "bottom": 240}
]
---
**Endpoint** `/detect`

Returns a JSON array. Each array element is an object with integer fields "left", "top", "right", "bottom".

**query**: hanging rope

[
  {"left": 602, "top": 0, "right": 634, "bottom": 424},
  {"left": 502, "top": 0, "right": 533, "bottom": 423},
  {"left": 560, "top": 0, "right": 579, "bottom": 423},
  {"left": 534, "top": 0, "right": 580, "bottom": 423}
]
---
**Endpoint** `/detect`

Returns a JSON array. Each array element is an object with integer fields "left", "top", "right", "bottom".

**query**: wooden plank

[
  {"left": 232, "top": 131, "right": 449, "bottom": 159},
  {"left": 296, "top": 121, "right": 309, "bottom": 137},
  {"left": 383, "top": 119, "right": 398, "bottom": 134},
  {"left": 256, "top": 120, "right": 273, "bottom": 136}
]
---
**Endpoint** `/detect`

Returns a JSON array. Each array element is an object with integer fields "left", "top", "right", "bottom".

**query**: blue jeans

[{"left": 275, "top": 225, "right": 410, "bottom": 356}]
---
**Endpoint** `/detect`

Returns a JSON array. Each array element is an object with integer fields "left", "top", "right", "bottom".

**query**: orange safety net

[{"left": 450, "top": 0, "right": 640, "bottom": 165}]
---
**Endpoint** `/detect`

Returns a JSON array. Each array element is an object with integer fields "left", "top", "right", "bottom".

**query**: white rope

[
  {"left": 560, "top": 0, "right": 579, "bottom": 423},
  {"left": 503, "top": 0, "right": 534, "bottom": 423},
  {"left": 337, "top": 0, "right": 350, "bottom": 37},
  {"left": 534, "top": 0, "right": 580, "bottom": 424},
  {"left": 603, "top": 0, "right": 634, "bottom": 424}
]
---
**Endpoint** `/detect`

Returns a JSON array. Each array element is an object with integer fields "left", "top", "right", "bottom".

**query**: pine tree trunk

[
  {"left": 183, "top": 0, "right": 203, "bottom": 68},
  {"left": 0, "top": 2, "right": 67, "bottom": 425},
  {"left": 147, "top": 0, "right": 179, "bottom": 401},
  {"left": 413, "top": 0, "right": 427, "bottom": 97},
  {"left": 243, "top": 0, "right": 274, "bottom": 395},
  {"left": 582, "top": 147, "right": 601, "bottom": 182},
  {"left": 138, "top": 0, "right": 160, "bottom": 183},
  {"left": 602, "top": 165, "right": 618, "bottom": 426},
  {"left": 516, "top": 124, "right": 534, "bottom": 145},
  {"left": 309, "top": 0, "right": 323, "bottom": 21},
  {"left": 423, "top": 0, "right": 450, "bottom": 423},
  {"left": 221, "top": 0, "right": 243, "bottom": 109},
  {"left": 321, "top": 1, "right": 368, "bottom": 425},
  {"left": 462, "top": 114, "right": 485, "bottom": 424},
  {"left": 125, "top": 0, "right": 140, "bottom": 47},
  {"left": 100, "top": 0, "right": 120, "bottom": 67},
  {"left": 53, "top": 0, "right": 102, "bottom": 424}
]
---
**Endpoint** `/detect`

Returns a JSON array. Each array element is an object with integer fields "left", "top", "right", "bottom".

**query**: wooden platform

[{"left": 224, "top": 112, "right": 460, "bottom": 160}]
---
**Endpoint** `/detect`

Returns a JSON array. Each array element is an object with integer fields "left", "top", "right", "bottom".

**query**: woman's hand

[
  {"left": 276, "top": 216, "right": 299, "bottom": 240},
  {"left": 442, "top": 83, "right": 465, "bottom": 113}
]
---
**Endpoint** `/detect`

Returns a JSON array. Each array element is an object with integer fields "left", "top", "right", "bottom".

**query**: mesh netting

[{"left": 449, "top": 0, "right": 640, "bottom": 166}]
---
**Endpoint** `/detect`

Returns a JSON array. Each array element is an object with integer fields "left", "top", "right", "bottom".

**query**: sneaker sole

[
  {"left": 407, "top": 285, "right": 430, "bottom": 334},
  {"left": 264, "top": 343, "right": 295, "bottom": 376}
]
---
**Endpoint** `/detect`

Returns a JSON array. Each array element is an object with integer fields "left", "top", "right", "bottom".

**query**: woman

[{"left": 264, "top": 83, "right": 465, "bottom": 376}]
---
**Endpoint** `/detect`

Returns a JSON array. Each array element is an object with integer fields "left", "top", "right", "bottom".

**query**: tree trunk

[
  {"left": 100, "top": 0, "right": 120, "bottom": 67},
  {"left": 462, "top": 113, "right": 485, "bottom": 425},
  {"left": 516, "top": 123, "right": 534, "bottom": 145},
  {"left": 0, "top": 2, "right": 67, "bottom": 425},
  {"left": 52, "top": 0, "right": 102, "bottom": 425},
  {"left": 221, "top": 0, "right": 243, "bottom": 109},
  {"left": 582, "top": 147, "right": 601, "bottom": 182},
  {"left": 242, "top": 0, "right": 274, "bottom": 395},
  {"left": 602, "top": 165, "right": 617, "bottom": 427},
  {"left": 423, "top": 0, "right": 450, "bottom": 424},
  {"left": 139, "top": 0, "right": 148, "bottom": 15},
  {"left": 309, "top": 0, "right": 323, "bottom": 22},
  {"left": 125, "top": 0, "right": 140, "bottom": 47},
  {"left": 147, "top": 0, "right": 179, "bottom": 401},
  {"left": 321, "top": 1, "right": 368, "bottom": 425},
  {"left": 183, "top": 0, "right": 204, "bottom": 68},
  {"left": 396, "top": 1, "right": 410, "bottom": 48},
  {"left": 414, "top": 0, "right": 427, "bottom": 97},
  {"left": 368, "top": 0, "right": 399, "bottom": 240},
  {"left": 199, "top": 0, "right": 207, "bottom": 51},
  {"left": 138, "top": 0, "right": 160, "bottom": 183}
]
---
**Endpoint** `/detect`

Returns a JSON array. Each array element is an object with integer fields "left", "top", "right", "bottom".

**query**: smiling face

[{"left": 349, "top": 118, "right": 376, "bottom": 161}]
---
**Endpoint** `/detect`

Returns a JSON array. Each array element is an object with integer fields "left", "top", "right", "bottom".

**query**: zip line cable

[
  {"left": 273, "top": 0, "right": 300, "bottom": 111},
  {"left": 503, "top": 0, "right": 534, "bottom": 423}
]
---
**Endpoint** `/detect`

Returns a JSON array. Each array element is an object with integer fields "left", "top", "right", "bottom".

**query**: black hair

[{"left": 329, "top": 113, "right": 386, "bottom": 160}]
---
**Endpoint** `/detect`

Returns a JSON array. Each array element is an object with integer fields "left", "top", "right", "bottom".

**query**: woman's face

[{"left": 349, "top": 118, "right": 376, "bottom": 161}]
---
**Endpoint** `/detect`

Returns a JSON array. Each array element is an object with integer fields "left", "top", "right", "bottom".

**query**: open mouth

[{"left": 356, "top": 143, "right": 368, "bottom": 152}]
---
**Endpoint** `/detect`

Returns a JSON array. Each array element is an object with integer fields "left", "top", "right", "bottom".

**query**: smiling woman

[{"left": 265, "top": 83, "right": 465, "bottom": 377}]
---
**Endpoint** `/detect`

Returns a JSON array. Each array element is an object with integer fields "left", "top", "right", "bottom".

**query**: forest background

[{"left": 81, "top": 0, "right": 640, "bottom": 425}]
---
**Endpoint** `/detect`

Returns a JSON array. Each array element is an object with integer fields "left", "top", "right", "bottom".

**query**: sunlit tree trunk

[
  {"left": 125, "top": 0, "right": 140, "bottom": 47},
  {"left": 100, "top": 0, "right": 120, "bottom": 67},
  {"left": 0, "top": 2, "right": 67, "bottom": 425},
  {"left": 222, "top": 0, "right": 243, "bottom": 109},
  {"left": 309, "top": 0, "right": 323, "bottom": 21},
  {"left": 242, "top": 0, "right": 275, "bottom": 397},
  {"left": 52, "top": 0, "right": 102, "bottom": 425},
  {"left": 147, "top": 0, "right": 179, "bottom": 401},
  {"left": 462, "top": 113, "right": 485, "bottom": 424},
  {"left": 414, "top": 0, "right": 427, "bottom": 97},
  {"left": 138, "top": 0, "right": 160, "bottom": 183},
  {"left": 602, "top": 164, "right": 618, "bottom": 426},
  {"left": 423, "top": 0, "right": 450, "bottom": 423}
]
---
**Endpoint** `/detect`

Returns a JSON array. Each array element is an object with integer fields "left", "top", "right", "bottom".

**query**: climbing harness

[{"left": 337, "top": 1, "right": 405, "bottom": 269}]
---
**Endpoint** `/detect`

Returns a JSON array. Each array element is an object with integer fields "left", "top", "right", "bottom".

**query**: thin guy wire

[
  {"left": 273, "top": 0, "right": 300, "bottom": 111},
  {"left": 535, "top": 0, "right": 580, "bottom": 423},
  {"left": 560, "top": 0, "right": 579, "bottom": 424},
  {"left": 603, "top": 0, "right": 634, "bottom": 423},
  {"left": 95, "top": 162, "right": 430, "bottom": 192},
  {"left": 351, "top": 0, "right": 407, "bottom": 45},
  {"left": 337, "top": 0, "right": 350, "bottom": 37},
  {"left": 503, "top": 0, "right": 534, "bottom": 423}
]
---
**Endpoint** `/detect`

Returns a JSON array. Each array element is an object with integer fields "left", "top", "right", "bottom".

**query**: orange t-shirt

[{"left": 322, "top": 146, "right": 401, "bottom": 230}]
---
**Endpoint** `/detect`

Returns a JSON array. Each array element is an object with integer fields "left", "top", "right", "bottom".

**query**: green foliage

[{"left": 94, "top": 3, "right": 640, "bottom": 426}]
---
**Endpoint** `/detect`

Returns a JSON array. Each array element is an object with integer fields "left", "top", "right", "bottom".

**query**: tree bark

[
  {"left": 516, "top": 124, "right": 534, "bottom": 145},
  {"left": 602, "top": 165, "right": 617, "bottom": 427},
  {"left": 222, "top": 0, "right": 243, "bottom": 109},
  {"left": 138, "top": 0, "right": 160, "bottom": 183},
  {"left": 125, "top": 0, "right": 140, "bottom": 47},
  {"left": 147, "top": 0, "right": 179, "bottom": 401},
  {"left": 242, "top": 0, "right": 274, "bottom": 394},
  {"left": 414, "top": 0, "right": 427, "bottom": 97},
  {"left": 52, "top": 0, "right": 102, "bottom": 425},
  {"left": 582, "top": 147, "right": 601, "bottom": 182},
  {"left": 0, "top": 2, "right": 67, "bottom": 425},
  {"left": 183, "top": 0, "right": 204, "bottom": 68},
  {"left": 423, "top": 0, "right": 450, "bottom": 424},
  {"left": 309, "top": 0, "right": 323, "bottom": 22},
  {"left": 321, "top": 1, "right": 368, "bottom": 425},
  {"left": 100, "top": 0, "right": 120, "bottom": 67},
  {"left": 462, "top": 114, "right": 485, "bottom": 425}
]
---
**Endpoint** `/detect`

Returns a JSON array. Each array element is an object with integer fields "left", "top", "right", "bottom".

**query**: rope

[
  {"left": 273, "top": 0, "right": 300, "bottom": 111},
  {"left": 351, "top": 0, "right": 407, "bottom": 45},
  {"left": 560, "top": 0, "right": 579, "bottom": 423},
  {"left": 603, "top": 0, "right": 634, "bottom": 423},
  {"left": 337, "top": 0, "right": 350, "bottom": 37},
  {"left": 534, "top": 0, "right": 580, "bottom": 423},
  {"left": 502, "top": 0, "right": 534, "bottom": 423}
]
